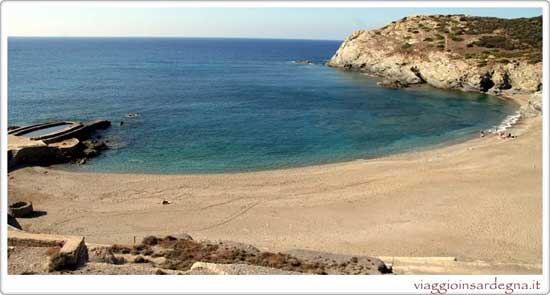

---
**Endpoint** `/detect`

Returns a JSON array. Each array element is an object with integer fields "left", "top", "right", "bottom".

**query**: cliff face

[{"left": 328, "top": 15, "right": 542, "bottom": 96}]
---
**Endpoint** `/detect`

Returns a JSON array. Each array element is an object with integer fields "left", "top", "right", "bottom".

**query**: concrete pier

[{"left": 7, "top": 120, "right": 111, "bottom": 170}]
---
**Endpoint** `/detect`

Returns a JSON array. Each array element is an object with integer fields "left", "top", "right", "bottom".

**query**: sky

[{"left": 4, "top": 5, "right": 543, "bottom": 40}]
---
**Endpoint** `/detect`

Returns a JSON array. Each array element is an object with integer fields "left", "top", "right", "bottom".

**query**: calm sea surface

[{"left": 8, "top": 37, "right": 517, "bottom": 173}]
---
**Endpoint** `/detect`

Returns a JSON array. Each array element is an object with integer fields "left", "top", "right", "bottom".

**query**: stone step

[
  {"left": 8, "top": 229, "right": 88, "bottom": 272},
  {"left": 378, "top": 256, "right": 541, "bottom": 275}
]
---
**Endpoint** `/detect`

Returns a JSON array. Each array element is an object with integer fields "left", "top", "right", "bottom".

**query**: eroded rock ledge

[
  {"left": 7, "top": 120, "right": 111, "bottom": 170},
  {"left": 327, "top": 15, "right": 542, "bottom": 100}
]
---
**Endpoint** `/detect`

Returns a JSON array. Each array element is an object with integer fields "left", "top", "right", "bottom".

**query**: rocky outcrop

[
  {"left": 378, "top": 79, "right": 410, "bottom": 89},
  {"left": 110, "top": 235, "right": 391, "bottom": 275},
  {"left": 7, "top": 120, "right": 111, "bottom": 170},
  {"left": 521, "top": 91, "right": 543, "bottom": 118},
  {"left": 328, "top": 15, "right": 542, "bottom": 100}
]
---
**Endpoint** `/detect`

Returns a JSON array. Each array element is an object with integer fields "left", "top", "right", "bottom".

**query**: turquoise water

[{"left": 8, "top": 37, "right": 517, "bottom": 173}]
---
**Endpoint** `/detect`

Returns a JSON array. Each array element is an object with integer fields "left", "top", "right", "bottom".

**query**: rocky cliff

[{"left": 328, "top": 15, "right": 542, "bottom": 97}]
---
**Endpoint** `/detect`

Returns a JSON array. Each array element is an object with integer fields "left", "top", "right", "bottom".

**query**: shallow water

[{"left": 8, "top": 37, "right": 518, "bottom": 173}]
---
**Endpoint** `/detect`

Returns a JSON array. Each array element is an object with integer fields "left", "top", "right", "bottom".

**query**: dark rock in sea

[
  {"left": 377, "top": 79, "right": 409, "bottom": 89},
  {"left": 83, "top": 139, "right": 108, "bottom": 151},
  {"left": 94, "top": 141, "right": 108, "bottom": 150},
  {"left": 83, "top": 148, "right": 98, "bottom": 158},
  {"left": 294, "top": 60, "right": 313, "bottom": 65},
  {"left": 125, "top": 112, "right": 140, "bottom": 118}
]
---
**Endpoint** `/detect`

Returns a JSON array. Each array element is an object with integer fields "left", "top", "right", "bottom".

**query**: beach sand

[{"left": 8, "top": 115, "right": 542, "bottom": 270}]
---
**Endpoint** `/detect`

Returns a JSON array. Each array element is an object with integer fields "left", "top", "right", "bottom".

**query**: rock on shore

[{"left": 327, "top": 15, "right": 542, "bottom": 97}]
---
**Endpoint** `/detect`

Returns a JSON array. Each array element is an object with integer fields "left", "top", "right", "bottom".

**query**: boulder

[
  {"left": 173, "top": 233, "right": 193, "bottom": 241},
  {"left": 294, "top": 60, "right": 313, "bottom": 65},
  {"left": 89, "top": 247, "right": 125, "bottom": 265},
  {"left": 83, "top": 148, "right": 98, "bottom": 157},
  {"left": 377, "top": 79, "right": 409, "bottom": 89},
  {"left": 520, "top": 91, "right": 543, "bottom": 117}
]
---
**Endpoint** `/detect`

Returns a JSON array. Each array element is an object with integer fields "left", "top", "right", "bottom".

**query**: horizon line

[{"left": 7, "top": 35, "right": 343, "bottom": 42}]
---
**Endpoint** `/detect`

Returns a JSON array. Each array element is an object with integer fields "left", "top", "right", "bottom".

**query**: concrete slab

[{"left": 8, "top": 229, "right": 88, "bottom": 272}]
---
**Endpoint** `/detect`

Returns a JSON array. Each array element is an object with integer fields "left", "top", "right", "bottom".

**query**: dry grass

[{"left": 112, "top": 236, "right": 391, "bottom": 275}]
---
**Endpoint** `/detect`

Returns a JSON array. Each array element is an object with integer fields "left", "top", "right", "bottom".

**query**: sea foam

[{"left": 488, "top": 111, "right": 521, "bottom": 133}]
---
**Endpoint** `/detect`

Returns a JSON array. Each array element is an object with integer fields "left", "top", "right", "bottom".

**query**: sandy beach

[{"left": 8, "top": 106, "right": 542, "bottom": 270}]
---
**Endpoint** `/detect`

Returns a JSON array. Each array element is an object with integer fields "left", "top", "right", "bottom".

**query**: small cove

[{"left": 8, "top": 37, "right": 518, "bottom": 173}]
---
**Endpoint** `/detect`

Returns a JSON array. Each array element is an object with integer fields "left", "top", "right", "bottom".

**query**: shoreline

[
  {"left": 50, "top": 86, "right": 527, "bottom": 176},
  {"left": 8, "top": 89, "right": 542, "bottom": 271}
]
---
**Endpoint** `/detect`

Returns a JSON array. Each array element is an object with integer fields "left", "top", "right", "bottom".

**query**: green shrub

[
  {"left": 466, "top": 16, "right": 541, "bottom": 50},
  {"left": 402, "top": 43, "right": 412, "bottom": 49},
  {"left": 493, "top": 50, "right": 524, "bottom": 58},
  {"left": 527, "top": 52, "right": 542, "bottom": 64},
  {"left": 474, "top": 35, "right": 515, "bottom": 49},
  {"left": 423, "top": 37, "right": 434, "bottom": 42},
  {"left": 451, "top": 36, "right": 464, "bottom": 42}
]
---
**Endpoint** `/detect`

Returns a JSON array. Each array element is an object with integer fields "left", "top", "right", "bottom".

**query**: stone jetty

[{"left": 7, "top": 120, "right": 111, "bottom": 170}]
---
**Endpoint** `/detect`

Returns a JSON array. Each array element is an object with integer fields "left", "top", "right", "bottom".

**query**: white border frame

[{"left": 0, "top": 1, "right": 548, "bottom": 294}]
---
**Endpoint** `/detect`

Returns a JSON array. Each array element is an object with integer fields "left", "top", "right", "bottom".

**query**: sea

[{"left": 8, "top": 37, "right": 518, "bottom": 173}]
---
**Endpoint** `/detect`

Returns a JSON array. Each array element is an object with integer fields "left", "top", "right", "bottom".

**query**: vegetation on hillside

[
  {"left": 464, "top": 16, "right": 542, "bottom": 50},
  {"left": 376, "top": 14, "right": 542, "bottom": 64}
]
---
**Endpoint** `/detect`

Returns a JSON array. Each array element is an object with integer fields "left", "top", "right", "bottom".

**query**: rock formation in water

[
  {"left": 327, "top": 15, "right": 542, "bottom": 100},
  {"left": 7, "top": 120, "right": 111, "bottom": 170}
]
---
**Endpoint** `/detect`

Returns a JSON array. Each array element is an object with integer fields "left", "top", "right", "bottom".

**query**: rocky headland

[{"left": 327, "top": 14, "right": 542, "bottom": 115}]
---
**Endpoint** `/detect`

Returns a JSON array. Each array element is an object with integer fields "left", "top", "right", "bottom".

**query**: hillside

[{"left": 327, "top": 15, "right": 542, "bottom": 96}]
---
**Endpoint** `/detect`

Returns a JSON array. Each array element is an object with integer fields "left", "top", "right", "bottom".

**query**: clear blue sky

[{"left": 5, "top": 6, "right": 543, "bottom": 40}]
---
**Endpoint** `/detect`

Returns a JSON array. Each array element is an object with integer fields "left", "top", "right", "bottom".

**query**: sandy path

[{"left": 8, "top": 117, "right": 542, "bottom": 267}]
